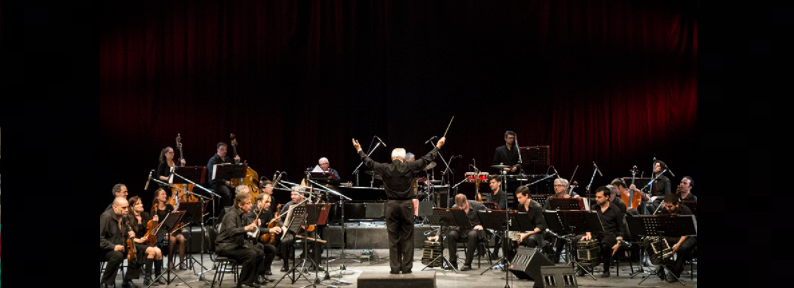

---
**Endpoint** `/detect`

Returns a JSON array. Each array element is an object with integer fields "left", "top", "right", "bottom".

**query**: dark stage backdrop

[{"left": 100, "top": 0, "right": 696, "bottom": 214}]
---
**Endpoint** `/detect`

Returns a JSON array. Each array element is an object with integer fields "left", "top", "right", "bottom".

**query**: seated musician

[
  {"left": 513, "top": 186, "right": 547, "bottom": 253},
  {"left": 100, "top": 197, "right": 142, "bottom": 288},
  {"left": 677, "top": 176, "right": 697, "bottom": 202},
  {"left": 246, "top": 193, "right": 281, "bottom": 281},
  {"left": 151, "top": 188, "right": 186, "bottom": 270},
  {"left": 486, "top": 176, "right": 508, "bottom": 260},
  {"left": 659, "top": 193, "right": 697, "bottom": 282},
  {"left": 206, "top": 142, "right": 241, "bottom": 211},
  {"left": 126, "top": 196, "right": 165, "bottom": 286},
  {"left": 606, "top": 184, "right": 628, "bottom": 214},
  {"left": 279, "top": 186, "right": 323, "bottom": 272},
  {"left": 543, "top": 178, "right": 579, "bottom": 210},
  {"left": 216, "top": 188, "right": 266, "bottom": 288},
  {"left": 104, "top": 184, "right": 128, "bottom": 211},
  {"left": 446, "top": 193, "right": 490, "bottom": 271},
  {"left": 318, "top": 157, "right": 341, "bottom": 184},
  {"left": 578, "top": 186, "right": 627, "bottom": 278},
  {"left": 611, "top": 178, "right": 648, "bottom": 216}
]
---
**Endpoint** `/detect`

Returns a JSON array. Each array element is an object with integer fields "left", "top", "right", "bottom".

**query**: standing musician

[
  {"left": 353, "top": 136, "right": 445, "bottom": 274},
  {"left": 246, "top": 193, "right": 281, "bottom": 282},
  {"left": 659, "top": 193, "right": 697, "bottom": 283},
  {"left": 151, "top": 188, "right": 187, "bottom": 270},
  {"left": 105, "top": 184, "right": 129, "bottom": 211},
  {"left": 513, "top": 186, "right": 547, "bottom": 252},
  {"left": 216, "top": 188, "right": 266, "bottom": 288},
  {"left": 577, "top": 186, "right": 627, "bottom": 278},
  {"left": 446, "top": 193, "right": 489, "bottom": 271},
  {"left": 156, "top": 146, "right": 187, "bottom": 190},
  {"left": 100, "top": 197, "right": 142, "bottom": 288},
  {"left": 126, "top": 196, "right": 166, "bottom": 286},
  {"left": 492, "top": 131, "right": 521, "bottom": 175},
  {"left": 207, "top": 142, "right": 241, "bottom": 210}
]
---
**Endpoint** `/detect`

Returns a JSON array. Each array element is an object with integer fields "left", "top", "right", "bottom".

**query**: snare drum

[
  {"left": 576, "top": 239, "right": 601, "bottom": 266},
  {"left": 465, "top": 172, "right": 477, "bottom": 183}
]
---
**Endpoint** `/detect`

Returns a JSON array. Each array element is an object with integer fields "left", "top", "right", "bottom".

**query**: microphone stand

[
  {"left": 352, "top": 142, "right": 382, "bottom": 186},
  {"left": 172, "top": 172, "right": 221, "bottom": 227},
  {"left": 428, "top": 139, "right": 451, "bottom": 185},
  {"left": 585, "top": 168, "right": 599, "bottom": 200}
]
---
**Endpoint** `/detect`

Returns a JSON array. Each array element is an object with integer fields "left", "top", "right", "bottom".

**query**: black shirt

[
  {"left": 100, "top": 209, "right": 129, "bottom": 251},
  {"left": 660, "top": 204, "right": 693, "bottom": 216},
  {"left": 216, "top": 207, "right": 248, "bottom": 251},
  {"left": 492, "top": 145, "right": 521, "bottom": 175},
  {"left": 651, "top": 175, "right": 672, "bottom": 197},
  {"left": 246, "top": 206, "right": 275, "bottom": 234},
  {"left": 610, "top": 197, "right": 627, "bottom": 214},
  {"left": 359, "top": 147, "right": 439, "bottom": 200},
  {"left": 207, "top": 154, "right": 235, "bottom": 187},
  {"left": 517, "top": 200, "right": 547, "bottom": 232},
  {"left": 127, "top": 212, "right": 152, "bottom": 237},
  {"left": 679, "top": 193, "right": 697, "bottom": 202},
  {"left": 156, "top": 161, "right": 175, "bottom": 189},
  {"left": 589, "top": 202, "right": 626, "bottom": 238},
  {"left": 542, "top": 193, "right": 580, "bottom": 210},
  {"left": 452, "top": 200, "right": 488, "bottom": 227},
  {"left": 485, "top": 189, "right": 508, "bottom": 211}
]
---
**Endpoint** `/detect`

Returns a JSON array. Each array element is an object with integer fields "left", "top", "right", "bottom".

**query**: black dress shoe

[
  {"left": 601, "top": 271, "right": 610, "bottom": 278},
  {"left": 577, "top": 268, "right": 586, "bottom": 277},
  {"left": 460, "top": 264, "right": 472, "bottom": 271},
  {"left": 237, "top": 283, "right": 261, "bottom": 288},
  {"left": 390, "top": 270, "right": 400, "bottom": 274},
  {"left": 402, "top": 270, "right": 412, "bottom": 274},
  {"left": 121, "top": 281, "right": 140, "bottom": 288},
  {"left": 280, "top": 266, "right": 289, "bottom": 272},
  {"left": 100, "top": 283, "right": 110, "bottom": 288}
]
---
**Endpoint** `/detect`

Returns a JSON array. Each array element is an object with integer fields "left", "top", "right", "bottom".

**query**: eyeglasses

[
  {"left": 554, "top": 184, "right": 566, "bottom": 187},
  {"left": 165, "top": 151, "right": 174, "bottom": 154}
]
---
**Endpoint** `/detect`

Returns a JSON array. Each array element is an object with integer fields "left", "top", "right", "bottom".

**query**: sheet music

[{"left": 311, "top": 165, "right": 324, "bottom": 173}]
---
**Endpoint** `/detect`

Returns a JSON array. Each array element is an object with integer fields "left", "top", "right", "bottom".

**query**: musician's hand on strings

[
  {"left": 352, "top": 139, "right": 362, "bottom": 152},
  {"left": 234, "top": 155, "right": 241, "bottom": 162},
  {"left": 152, "top": 215, "right": 159, "bottom": 222},
  {"left": 128, "top": 231, "right": 136, "bottom": 238},
  {"left": 581, "top": 234, "right": 591, "bottom": 241},
  {"left": 271, "top": 227, "right": 282, "bottom": 234},
  {"left": 180, "top": 159, "right": 187, "bottom": 165},
  {"left": 473, "top": 225, "right": 483, "bottom": 231},
  {"left": 436, "top": 137, "right": 446, "bottom": 148},
  {"left": 134, "top": 238, "right": 145, "bottom": 244},
  {"left": 114, "top": 245, "right": 125, "bottom": 252},
  {"left": 672, "top": 242, "right": 680, "bottom": 254}
]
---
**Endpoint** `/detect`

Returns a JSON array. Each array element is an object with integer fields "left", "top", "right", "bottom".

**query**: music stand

[
  {"left": 546, "top": 210, "right": 604, "bottom": 281},
  {"left": 274, "top": 205, "right": 314, "bottom": 286},
  {"left": 547, "top": 198, "right": 587, "bottom": 211},
  {"left": 211, "top": 163, "right": 247, "bottom": 225},
  {"left": 149, "top": 211, "right": 189, "bottom": 288},
  {"left": 172, "top": 201, "right": 211, "bottom": 285},
  {"left": 302, "top": 204, "right": 332, "bottom": 287},
  {"left": 421, "top": 208, "right": 466, "bottom": 273},
  {"left": 530, "top": 195, "right": 549, "bottom": 208},
  {"left": 476, "top": 210, "right": 510, "bottom": 275},
  {"left": 627, "top": 215, "right": 696, "bottom": 286}
]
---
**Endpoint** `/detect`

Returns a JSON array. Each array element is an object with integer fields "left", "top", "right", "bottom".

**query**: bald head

[{"left": 112, "top": 197, "right": 130, "bottom": 217}]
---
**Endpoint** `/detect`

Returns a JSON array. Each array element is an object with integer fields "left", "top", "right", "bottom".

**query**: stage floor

[{"left": 101, "top": 248, "right": 697, "bottom": 287}]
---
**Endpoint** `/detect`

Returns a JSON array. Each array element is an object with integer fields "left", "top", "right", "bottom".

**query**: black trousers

[
  {"left": 447, "top": 229, "right": 486, "bottom": 266},
  {"left": 664, "top": 236, "right": 697, "bottom": 277},
  {"left": 214, "top": 184, "right": 233, "bottom": 209},
  {"left": 101, "top": 250, "right": 141, "bottom": 285},
  {"left": 217, "top": 243, "right": 264, "bottom": 285},
  {"left": 385, "top": 200, "right": 415, "bottom": 273}
]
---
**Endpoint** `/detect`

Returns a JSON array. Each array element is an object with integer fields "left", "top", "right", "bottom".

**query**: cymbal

[
  {"left": 364, "top": 171, "right": 383, "bottom": 180},
  {"left": 491, "top": 164, "right": 510, "bottom": 169},
  {"left": 423, "top": 161, "right": 437, "bottom": 171}
]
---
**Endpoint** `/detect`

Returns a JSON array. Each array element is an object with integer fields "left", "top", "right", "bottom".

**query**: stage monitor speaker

[
  {"left": 509, "top": 247, "right": 554, "bottom": 287},
  {"left": 540, "top": 266, "right": 577, "bottom": 288}
]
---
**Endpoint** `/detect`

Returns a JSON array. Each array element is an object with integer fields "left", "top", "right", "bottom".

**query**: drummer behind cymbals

[{"left": 492, "top": 131, "right": 521, "bottom": 175}]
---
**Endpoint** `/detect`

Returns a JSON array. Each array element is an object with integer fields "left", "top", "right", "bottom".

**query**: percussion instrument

[
  {"left": 576, "top": 239, "right": 601, "bottom": 266},
  {"left": 643, "top": 236, "right": 674, "bottom": 265}
]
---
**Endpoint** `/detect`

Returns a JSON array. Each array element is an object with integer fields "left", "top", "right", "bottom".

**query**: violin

[
  {"left": 260, "top": 204, "right": 283, "bottom": 244},
  {"left": 142, "top": 215, "right": 159, "bottom": 246},
  {"left": 125, "top": 220, "right": 137, "bottom": 262}
]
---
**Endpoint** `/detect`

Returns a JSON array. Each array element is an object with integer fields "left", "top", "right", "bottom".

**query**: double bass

[
  {"left": 621, "top": 165, "right": 643, "bottom": 210},
  {"left": 230, "top": 133, "right": 261, "bottom": 202},
  {"left": 171, "top": 133, "right": 198, "bottom": 203}
]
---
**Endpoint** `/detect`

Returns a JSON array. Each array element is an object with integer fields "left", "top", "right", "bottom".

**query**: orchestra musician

[
  {"left": 105, "top": 184, "right": 129, "bottom": 211},
  {"left": 151, "top": 188, "right": 187, "bottom": 270},
  {"left": 577, "top": 186, "right": 627, "bottom": 278},
  {"left": 446, "top": 193, "right": 489, "bottom": 271},
  {"left": 156, "top": 146, "right": 186, "bottom": 190},
  {"left": 126, "top": 196, "right": 165, "bottom": 286},
  {"left": 659, "top": 193, "right": 697, "bottom": 282},
  {"left": 513, "top": 186, "right": 547, "bottom": 252},
  {"left": 100, "top": 197, "right": 143, "bottom": 288},
  {"left": 677, "top": 176, "right": 697, "bottom": 202},
  {"left": 207, "top": 142, "right": 241, "bottom": 210},
  {"left": 216, "top": 187, "right": 266, "bottom": 288},
  {"left": 246, "top": 193, "right": 281, "bottom": 282}
]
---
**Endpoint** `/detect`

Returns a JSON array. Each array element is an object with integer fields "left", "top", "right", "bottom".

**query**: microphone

[
  {"left": 144, "top": 169, "right": 154, "bottom": 190},
  {"left": 375, "top": 135, "right": 387, "bottom": 147},
  {"left": 424, "top": 136, "right": 437, "bottom": 144},
  {"left": 472, "top": 159, "right": 478, "bottom": 171},
  {"left": 551, "top": 166, "right": 560, "bottom": 177},
  {"left": 593, "top": 161, "right": 603, "bottom": 177}
]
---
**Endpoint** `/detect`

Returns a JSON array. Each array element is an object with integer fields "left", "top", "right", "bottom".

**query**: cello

[
  {"left": 229, "top": 133, "right": 261, "bottom": 203},
  {"left": 621, "top": 165, "right": 643, "bottom": 210}
]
